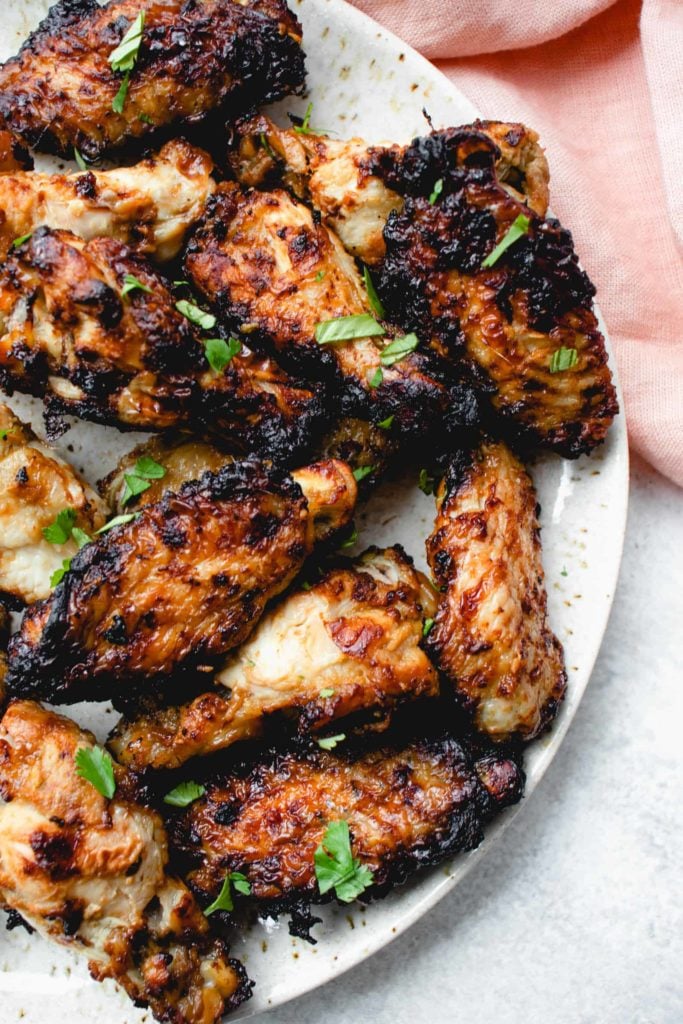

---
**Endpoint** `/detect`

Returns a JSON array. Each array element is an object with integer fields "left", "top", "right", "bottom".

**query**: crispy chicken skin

[
  {"left": 229, "top": 115, "right": 549, "bottom": 265},
  {"left": 370, "top": 128, "right": 618, "bottom": 457},
  {"left": 425, "top": 441, "right": 566, "bottom": 741},
  {"left": 0, "top": 404, "right": 107, "bottom": 605},
  {"left": 110, "top": 546, "right": 439, "bottom": 770},
  {"left": 0, "top": 227, "right": 322, "bottom": 460},
  {"left": 0, "top": 0, "right": 305, "bottom": 161},
  {"left": 0, "top": 129, "right": 32, "bottom": 174},
  {"left": 7, "top": 458, "right": 356, "bottom": 702},
  {"left": 0, "top": 701, "right": 250, "bottom": 1022},
  {"left": 0, "top": 139, "right": 215, "bottom": 263},
  {"left": 172, "top": 730, "right": 524, "bottom": 915},
  {"left": 184, "top": 183, "right": 480, "bottom": 443}
]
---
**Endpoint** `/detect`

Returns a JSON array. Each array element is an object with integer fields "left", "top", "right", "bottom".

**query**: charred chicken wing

[
  {"left": 172, "top": 730, "right": 524, "bottom": 920},
  {"left": 0, "top": 404, "right": 107, "bottom": 605},
  {"left": 7, "top": 457, "right": 356, "bottom": 702},
  {"left": 0, "top": 227, "right": 322, "bottom": 460},
  {"left": 110, "top": 545, "right": 438, "bottom": 770},
  {"left": 425, "top": 441, "right": 566, "bottom": 740},
  {"left": 0, "top": 0, "right": 305, "bottom": 161},
  {"left": 0, "top": 700, "right": 250, "bottom": 1022}
]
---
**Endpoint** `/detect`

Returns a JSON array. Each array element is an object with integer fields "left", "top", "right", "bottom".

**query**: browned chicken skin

[
  {"left": 425, "top": 441, "right": 566, "bottom": 740},
  {"left": 6, "top": 457, "right": 356, "bottom": 703},
  {"left": 0, "top": 129, "right": 32, "bottom": 173},
  {"left": 0, "top": 139, "right": 215, "bottom": 263},
  {"left": 109, "top": 545, "right": 438, "bottom": 770},
  {"left": 0, "top": 604, "right": 8, "bottom": 707},
  {"left": 184, "top": 183, "right": 480, "bottom": 447},
  {"left": 0, "top": 700, "right": 250, "bottom": 1023},
  {"left": 0, "top": 227, "right": 322, "bottom": 460},
  {"left": 172, "top": 729, "right": 524, "bottom": 921},
  {"left": 370, "top": 128, "right": 618, "bottom": 457},
  {"left": 0, "top": 0, "right": 305, "bottom": 161}
]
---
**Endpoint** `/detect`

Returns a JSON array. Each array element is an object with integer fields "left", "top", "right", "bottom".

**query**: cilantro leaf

[
  {"left": 95, "top": 513, "right": 139, "bottom": 535},
  {"left": 176, "top": 299, "right": 216, "bottom": 332},
  {"left": 422, "top": 617, "right": 434, "bottom": 637},
  {"left": 368, "top": 367, "right": 383, "bottom": 389},
  {"left": 353, "top": 465, "right": 375, "bottom": 482},
  {"left": 377, "top": 414, "right": 394, "bottom": 430},
  {"left": 163, "top": 781, "right": 206, "bottom": 808},
  {"left": 136, "top": 456, "right": 165, "bottom": 479},
  {"left": 112, "top": 72, "right": 131, "bottom": 115},
  {"left": 315, "top": 313, "right": 384, "bottom": 345},
  {"left": 429, "top": 178, "right": 443, "bottom": 204},
  {"left": 12, "top": 232, "right": 32, "bottom": 249},
  {"left": 109, "top": 11, "right": 146, "bottom": 73},
  {"left": 74, "top": 148, "right": 88, "bottom": 171},
  {"left": 317, "top": 733, "right": 345, "bottom": 751},
  {"left": 339, "top": 526, "right": 358, "bottom": 549},
  {"left": 418, "top": 468, "right": 435, "bottom": 495},
  {"left": 380, "top": 332, "right": 419, "bottom": 367},
  {"left": 50, "top": 558, "right": 72, "bottom": 587},
  {"left": 121, "top": 456, "right": 165, "bottom": 506},
  {"left": 43, "top": 508, "right": 77, "bottom": 545},
  {"left": 204, "top": 872, "right": 252, "bottom": 916},
  {"left": 482, "top": 213, "right": 531, "bottom": 268},
  {"left": 315, "top": 269, "right": 326, "bottom": 282},
  {"left": 75, "top": 746, "right": 116, "bottom": 799},
  {"left": 71, "top": 527, "right": 92, "bottom": 549},
  {"left": 362, "top": 265, "right": 385, "bottom": 318},
  {"left": 205, "top": 337, "right": 241, "bottom": 373},
  {"left": 138, "top": 112, "right": 154, "bottom": 125},
  {"left": 121, "top": 273, "right": 152, "bottom": 298},
  {"left": 549, "top": 347, "right": 578, "bottom": 373},
  {"left": 319, "top": 687, "right": 335, "bottom": 698},
  {"left": 314, "top": 820, "right": 374, "bottom": 903}
]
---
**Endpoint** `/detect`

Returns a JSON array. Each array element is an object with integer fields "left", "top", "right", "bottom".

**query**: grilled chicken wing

[
  {"left": 0, "top": 404, "right": 107, "bottom": 605},
  {"left": 0, "top": 700, "right": 250, "bottom": 1022},
  {"left": 0, "top": 227, "right": 322, "bottom": 459},
  {"left": 0, "top": 139, "right": 215, "bottom": 263},
  {"left": 0, "top": 0, "right": 305, "bottom": 162},
  {"left": 425, "top": 441, "right": 566, "bottom": 741},
  {"left": 229, "top": 115, "right": 549, "bottom": 265},
  {"left": 7, "top": 457, "right": 356, "bottom": 703},
  {"left": 172, "top": 729, "right": 524, "bottom": 921},
  {"left": 184, "top": 183, "right": 480, "bottom": 449},
  {"left": 110, "top": 545, "right": 438, "bottom": 770},
  {"left": 370, "top": 128, "right": 618, "bottom": 456}
]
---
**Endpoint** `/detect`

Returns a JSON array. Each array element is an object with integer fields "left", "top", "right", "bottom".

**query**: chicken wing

[
  {"left": 0, "top": 404, "right": 107, "bottom": 605},
  {"left": 171, "top": 729, "right": 524, "bottom": 925},
  {"left": 370, "top": 127, "right": 618, "bottom": 456},
  {"left": 425, "top": 441, "right": 566, "bottom": 741},
  {"left": 0, "top": 0, "right": 305, "bottom": 161},
  {"left": 0, "top": 138, "right": 215, "bottom": 263},
  {"left": 109, "top": 545, "right": 438, "bottom": 770},
  {"left": 7, "top": 457, "right": 356, "bottom": 703},
  {"left": 184, "top": 183, "right": 480, "bottom": 450},
  {"left": 229, "top": 115, "right": 549, "bottom": 265},
  {"left": 0, "top": 700, "right": 250, "bottom": 1022},
  {"left": 0, "top": 227, "right": 322, "bottom": 460}
]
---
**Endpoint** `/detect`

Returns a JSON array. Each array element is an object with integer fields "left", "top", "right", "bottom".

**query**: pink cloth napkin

[{"left": 349, "top": 0, "right": 683, "bottom": 485}]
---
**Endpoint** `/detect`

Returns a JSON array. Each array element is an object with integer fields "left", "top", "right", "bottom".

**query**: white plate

[{"left": 0, "top": 0, "right": 629, "bottom": 1020}]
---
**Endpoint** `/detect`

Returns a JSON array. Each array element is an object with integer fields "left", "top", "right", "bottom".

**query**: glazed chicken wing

[
  {"left": 229, "top": 115, "right": 549, "bottom": 265},
  {"left": 172, "top": 729, "right": 524, "bottom": 923},
  {"left": 0, "top": 227, "right": 322, "bottom": 460},
  {"left": 184, "top": 184, "right": 480, "bottom": 452},
  {"left": 0, "top": 0, "right": 305, "bottom": 161},
  {"left": 425, "top": 441, "right": 566, "bottom": 741},
  {"left": 7, "top": 457, "right": 356, "bottom": 703},
  {"left": 0, "top": 700, "right": 250, "bottom": 1022},
  {"left": 370, "top": 128, "right": 618, "bottom": 456},
  {"left": 109, "top": 545, "right": 438, "bottom": 770},
  {"left": 0, "top": 404, "right": 107, "bottom": 605}
]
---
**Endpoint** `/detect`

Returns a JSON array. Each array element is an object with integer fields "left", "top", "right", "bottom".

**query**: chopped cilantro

[
  {"left": 315, "top": 313, "right": 384, "bottom": 345},
  {"left": 75, "top": 746, "right": 116, "bottom": 799},
  {"left": 204, "top": 872, "right": 251, "bottom": 916},
  {"left": 353, "top": 465, "right": 375, "bottom": 483},
  {"left": 163, "top": 781, "right": 206, "bottom": 807},
  {"left": 380, "top": 332, "right": 419, "bottom": 367},
  {"left": 362, "top": 265, "right": 385, "bottom": 318},
  {"left": 549, "top": 347, "right": 579, "bottom": 373},
  {"left": 314, "top": 820, "right": 374, "bottom": 903},
  {"left": 428, "top": 178, "right": 443, "bottom": 204},
  {"left": 176, "top": 299, "right": 216, "bottom": 332},
  {"left": 482, "top": 213, "right": 530, "bottom": 268},
  {"left": 317, "top": 733, "right": 345, "bottom": 751},
  {"left": 205, "top": 337, "right": 241, "bottom": 374}
]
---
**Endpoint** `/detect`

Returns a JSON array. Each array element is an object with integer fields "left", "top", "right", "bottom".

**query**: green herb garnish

[
  {"left": 42, "top": 508, "right": 77, "bottom": 545},
  {"left": 71, "top": 527, "right": 92, "bottom": 549},
  {"left": 50, "top": 558, "right": 72, "bottom": 587},
  {"left": 74, "top": 148, "right": 88, "bottom": 171},
  {"left": 428, "top": 179, "right": 443, "bottom": 204},
  {"left": 95, "top": 513, "right": 139, "bottom": 534},
  {"left": 482, "top": 213, "right": 530, "bottom": 268},
  {"left": 314, "top": 820, "right": 374, "bottom": 903},
  {"left": 205, "top": 337, "right": 241, "bottom": 373},
  {"left": 315, "top": 270, "right": 326, "bottom": 282},
  {"left": 109, "top": 12, "right": 146, "bottom": 115},
  {"left": 377, "top": 414, "right": 394, "bottom": 430},
  {"left": 138, "top": 112, "right": 154, "bottom": 125},
  {"left": 12, "top": 232, "right": 32, "bottom": 249},
  {"left": 560, "top": 566, "right": 568, "bottom": 577},
  {"left": 163, "top": 781, "right": 206, "bottom": 808},
  {"left": 380, "top": 332, "right": 419, "bottom": 367},
  {"left": 315, "top": 313, "right": 384, "bottom": 345},
  {"left": 549, "top": 347, "right": 578, "bottom": 373},
  {"left": 319, "top": 688, "right": 335, "bottom": 699},
  {"left": 204, "top": 872, "right": 251, "bottom": 916},
  {"left": 339, "top": 526, "right": 358, "bottom": 549},
  {"left": 368, "top": 367, "right": 383, "bottom": 389},
  {"left": 317, "top": 733, "right": 345, "bottom": 751},
  {"left": 121, "top": 456, "right": 166, "bottom": 507},
  {"left": 121, "top": 273, "right": 152, "bottom": 298},
  {"left": 422, "top": 617, "right": 434, "bottom": 637},
  {"left": 362, "top": 266, "right": 385, "bottom": 319},
  {"left": 353, "top": 465, "right": 375, "bottom": 483},
  {"left": 75, "top": 746, "right": 116, "bottom": 799},
  {"left": 418, "top": 468, "right": 435, "bottom": 495},
  {"left": 176, "top": 299, "right": 216, "bottom": 332}
]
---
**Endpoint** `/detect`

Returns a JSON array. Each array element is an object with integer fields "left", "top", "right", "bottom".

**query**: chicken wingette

[
  {"left": 7, "top": 457, "right": 356, "bottom": 703},
  {"left": 110, "top": 545, "right": 439, "bottom": 770},
  {"left": 0, "top": 404, "right": 107, "bottom": 605},
  {"left": 229, "top": 115, "right": 550, "bottom": 265},
  {"left": 425, "top": 441, "right": 566, "bottom": 741},
  {"left": 0, "top": 138, "right": 215, "bottom": 263},
  {"left": 0, "top": 700, "right": 250, "bottom": 1023},
  {"left": 184, "top": 183, "right": 480, "bottom": 451},
  {"left": 0, "top": 227, "right": 322, "bottom": 460},
  {"left": 171, "top": 729, "right": 524, "bottom": 926},
  {"left": 0, "top": 0, "right": 305, "bottom": 161}
]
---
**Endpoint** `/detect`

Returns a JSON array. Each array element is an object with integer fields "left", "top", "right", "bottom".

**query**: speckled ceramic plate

[{"left": 0, "top": 1, "right": 629, "bottom": 1020}]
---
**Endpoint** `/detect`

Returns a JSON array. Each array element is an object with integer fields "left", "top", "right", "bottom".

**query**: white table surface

[{"left": 259, "top": 457, "right": 682, "bottom": 1024}]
